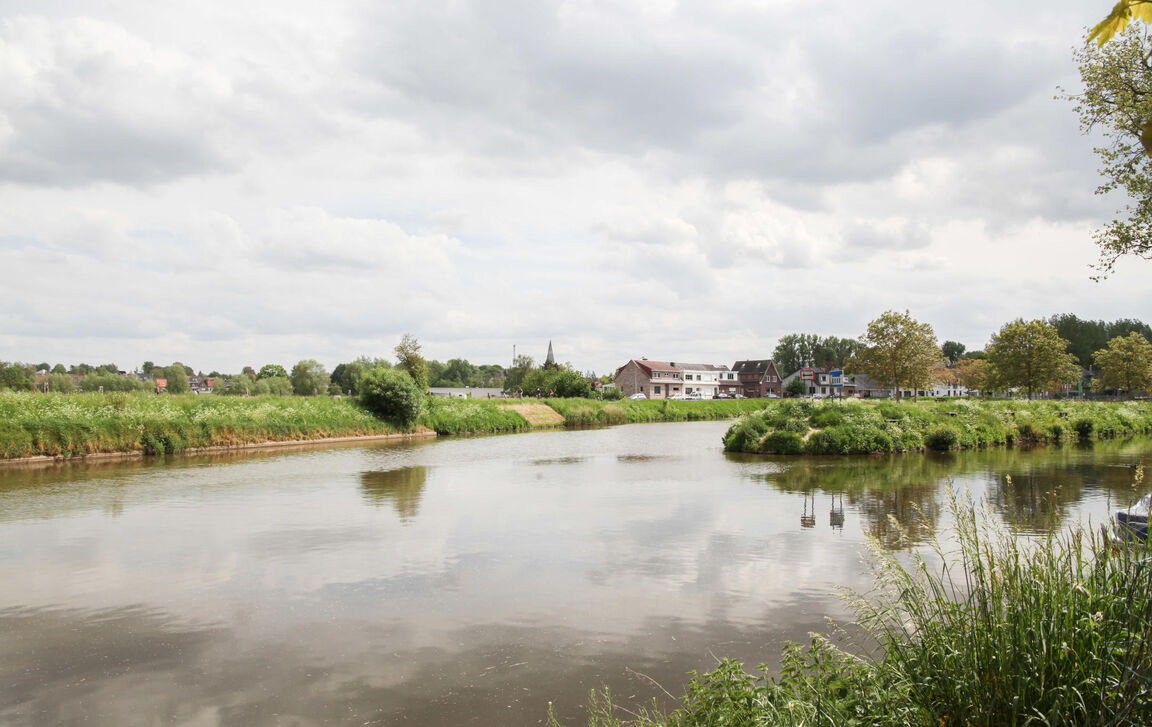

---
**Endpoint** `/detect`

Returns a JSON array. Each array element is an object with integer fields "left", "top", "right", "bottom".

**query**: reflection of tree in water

[
  {"left": 986, "top": 442, "right": 1149, "bottom": 533},
  {"left": 755, "top": 454, "right": 968, "bottom": 549},
  {"left": 360, "top": 466, "right": 428, "bottom": 522}
]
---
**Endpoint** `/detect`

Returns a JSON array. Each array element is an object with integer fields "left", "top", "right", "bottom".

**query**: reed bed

[{"left": 554, "top": 485, "right": 1152, "bottom": 726}]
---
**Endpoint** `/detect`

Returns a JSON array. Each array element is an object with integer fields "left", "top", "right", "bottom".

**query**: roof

[{"left": 732, "top": 360, "right": 775, "bottom": 374}]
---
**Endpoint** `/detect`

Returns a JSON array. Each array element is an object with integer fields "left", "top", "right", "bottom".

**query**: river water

[{"left": 0, "top": 421, "right": 1148, "bottom": 726}]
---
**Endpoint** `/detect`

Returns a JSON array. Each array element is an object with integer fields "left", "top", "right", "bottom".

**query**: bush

[
  {"left": 758, "top": 431, "right": 805, "bottom": 455},
  {"left": 358, "top": 367, "right": 425, "bottom": 426},
  {"left": 809, "top": 406, "right": 844, "bottom": 428},
  {"left": 723, "top": 415, "right": 770, "bottom": 452},
  {"left": 924, "top": 426, "right": 959, "bottom": 451},
  {"left": 1073, "top": 417, "right": 1095, "bottom": 439}
]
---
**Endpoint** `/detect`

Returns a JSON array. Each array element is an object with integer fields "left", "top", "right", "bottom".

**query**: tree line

[{"left": 813, "top": 310, "right": 1152, "bottom": 400}]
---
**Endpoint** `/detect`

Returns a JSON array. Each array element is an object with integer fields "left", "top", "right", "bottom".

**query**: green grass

[
  {"left": 546, "top": 397, "right": 776, "bottom": 426},
  {"left": 422, "top": 396, "right": 531, "bottom": 435},
  {"left": 552, "top": 484, "right": 1152, "bottom": 726},
  {"left": 0, "top": 391, "right": 404, "bottom": 458},
  {"left": 724, "top": 399, "right": 1152, "bottom": 455}
]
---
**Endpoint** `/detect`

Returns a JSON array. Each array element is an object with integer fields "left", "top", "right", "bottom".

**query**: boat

[{"left": 1115, "top": 493, "right": 1150, "bottom": 541}]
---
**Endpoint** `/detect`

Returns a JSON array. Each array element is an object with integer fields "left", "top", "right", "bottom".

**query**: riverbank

[
  {"left": 723, "top": 398, "right": 1152, "bottom": 455},
  {"left": 0, "top": 392, "right": 778, "bottom": 462}
]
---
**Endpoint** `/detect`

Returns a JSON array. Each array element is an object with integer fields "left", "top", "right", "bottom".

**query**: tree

[
  {"left": 850, "top": 310, "right": 940, "bottom": 399},
  {"left": 941, "top": 340, "right": 967, "bottom": 365},
  {"left": 953, "top": 358, "right": 989, "bottom": 393},
  {"left": 51, "top": 363, "right": 67, "bottom": 374},
  {"left": 0, "top": 363, "right": 33, "bottom": 391},
  {"left": 441, "top": 358, "right": 478, "bottom": 387},
  {"left": 773, "top": 333, "right": 820, "bottom": 376},
  {"left": 1069, "top": 26, "right": 1152, "bottom": 276},
  {"left": 502, "top": 355, "right": 535, "bottom": 393},
  {"left": 290, "top": 359, "right": 329, "bottom": 396},
  {"left": 359, "top": 367, "right": 425, "bottom": 426},
  {"left": 142, "top": 361, "right": 155, "bottom": 375},
  {"left": 985, "top": 319, "right": 1080, "bottom": 399},
  {"left": 394, "top": 334, "right": 428, "bottom": 390},
  {"left": 242, "top": 366, "right": 256, "bottom": 376},
  {"left": 163, "top": 364, "right": 190, "bottom": 394},
  {"left": 1093, "top": 332, "right": 1152, "bottom": 396},
  {"left": 785, "top": 379, "right": 806, "bottom": 398},
  {"left": 257, "top": 364, "right": 287, "bottom": 380}
]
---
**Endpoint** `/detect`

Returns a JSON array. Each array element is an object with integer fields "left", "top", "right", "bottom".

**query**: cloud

[{"left": 0, "top": 17, "right": 238, "bottom": 186}]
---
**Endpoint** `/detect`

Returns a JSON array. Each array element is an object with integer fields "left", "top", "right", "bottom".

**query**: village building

[
  {"left": 613, "top": 360, "right": 730, "bottom": 399},
  {"left": 730, "top": 360, "right": 783, "bottom": 398}
]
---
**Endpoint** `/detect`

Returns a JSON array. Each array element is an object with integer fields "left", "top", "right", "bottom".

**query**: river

[{"left": 0, "top": 421, "right": 1148, "bottom": 726}]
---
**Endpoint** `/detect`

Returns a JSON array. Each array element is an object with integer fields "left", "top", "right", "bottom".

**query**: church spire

[{"left": 545, "top": 340, "right": 555, "bottom": 368}]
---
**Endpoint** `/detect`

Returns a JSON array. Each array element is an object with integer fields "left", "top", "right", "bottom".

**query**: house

[
  {"left": 614, "top": 360, "right": 730, "bottom": 399},
  {"left": 730, "top": 360, "right": 783, "bottom": 398}
]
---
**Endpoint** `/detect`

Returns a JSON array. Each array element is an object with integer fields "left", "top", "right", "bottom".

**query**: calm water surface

[{"left": 1, "top": 421, "right": 1148, "bottom": 726}]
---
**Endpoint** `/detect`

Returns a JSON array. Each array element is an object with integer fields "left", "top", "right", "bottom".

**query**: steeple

[{"left": 545, "top": 340, "right": 556, "bottom": 368}]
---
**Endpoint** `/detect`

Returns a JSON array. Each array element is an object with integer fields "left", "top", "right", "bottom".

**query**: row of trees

[{"left": 848, "top": 311, "right": 1152, "bottom": 399}]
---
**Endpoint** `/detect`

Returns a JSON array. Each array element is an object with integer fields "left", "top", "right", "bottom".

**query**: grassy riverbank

[
  {"left": 0, "top": 391, "right": 409, "bottom": 458},
  {"left": 553, "top": 488, "right": 1152, "bottom": 727},
  {"left": 724, "top": 398, "right": 1152, "bottom": 455},
  {"left": 0, "top": 392, "right": 778, "bottom": 460},
  {"left": 546, "top": 397, "right": 775, "bottom": 426}
]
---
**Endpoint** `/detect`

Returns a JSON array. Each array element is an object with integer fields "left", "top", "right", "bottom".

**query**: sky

[{"left": 0, "top": 0, "right": 1148, "bottom": 376}]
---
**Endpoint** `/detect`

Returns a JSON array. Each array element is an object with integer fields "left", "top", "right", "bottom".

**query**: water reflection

[
  {"left": 1, "top": 424, "right": 1150, "bottom": 727},
  {"left": 360, "top": 466, "right": 428, "bottom": 522}
]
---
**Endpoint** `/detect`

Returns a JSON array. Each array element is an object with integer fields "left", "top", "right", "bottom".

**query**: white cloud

[{"left": 0, "top": 0, "right": 1147, "bottom": 373}]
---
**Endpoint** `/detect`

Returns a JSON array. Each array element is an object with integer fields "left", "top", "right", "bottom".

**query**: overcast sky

[{"left": 1, "top": 0, "right": 1147, "bottom": 375}]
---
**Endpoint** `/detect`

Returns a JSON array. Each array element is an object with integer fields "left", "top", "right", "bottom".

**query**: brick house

[
  {"left": 614, "top": 360, "right": 730, "bottom": 399},
  {"left": 731, "top": 360, "right": 783, "bottom": 398}
]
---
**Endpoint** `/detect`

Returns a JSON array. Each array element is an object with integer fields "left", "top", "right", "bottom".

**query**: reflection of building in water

[
  {"left": 800, "top": 492, "right": 816, "bottom": 528},
  {"left": 360, "top": 466, "right": 428, "bottom": 522},
  {"left": 829, "top": 494, "right": 844, "bottom": 530}
]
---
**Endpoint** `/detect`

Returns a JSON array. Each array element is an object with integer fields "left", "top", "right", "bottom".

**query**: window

[{"left": 654, "top": 386, "right": 661, "bottom": 394}]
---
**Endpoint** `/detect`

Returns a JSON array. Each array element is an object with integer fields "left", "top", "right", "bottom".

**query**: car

[
  {"left": 627, "top": 392, "right": 648, "bottom": 400},
  {"left": 669, "top": 394, "right": 692, "bottom": 400}
]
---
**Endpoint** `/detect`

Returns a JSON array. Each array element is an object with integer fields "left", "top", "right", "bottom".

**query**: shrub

[
  {"left": 1073, "top": 417, "right": 1094, "bottom": 439},
  {"left": 809, "top": 406, "right": 844, "bottom": 428},
  {"left": 723, "top": 415, "right": 770, "bottom": 452},
  {"left": 358, "top": 367, "right": 425, "bottom": 427},
  {"left": 924, "top": 426, "right": 959, "bottom": 451},
  {"left": 758, "top": 431, "right": 805, "bottom": 455}
]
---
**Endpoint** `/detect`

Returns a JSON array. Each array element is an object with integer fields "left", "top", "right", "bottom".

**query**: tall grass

[
  {"left": 422, "top": 397, "right": 530, "bottom": 434},
  {"left": 553, "top": 486, "right": 1152, "bottom": 726},
  {"left": 0, "top": 391, "right": 403, "bottom": 458}
]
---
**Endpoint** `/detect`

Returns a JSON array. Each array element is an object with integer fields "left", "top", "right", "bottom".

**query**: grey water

[{"left": 0, "top": 421, "right": 1147, "bottom": 726}]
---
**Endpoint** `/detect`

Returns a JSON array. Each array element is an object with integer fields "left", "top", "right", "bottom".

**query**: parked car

[{"left": 627, "top": 392, "right": 647, "bottom": 400}]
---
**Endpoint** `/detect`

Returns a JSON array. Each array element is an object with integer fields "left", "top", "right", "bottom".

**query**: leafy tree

[
  {"left": 34, "top": 362, "right": 49, "bottom": 372},
  {"left": 520, "top": 365, "right": 592, "bottom": 397},
  {"left": 441, "top": 358, "right": 478, "bottom": 387},
  {"left": 0, "top": 363, "right": 33, "bottom": 391},
  {"left": 331, "top": 356, "right": 391, "bottom": 396},
  {"left": 851, "top": 310, "right": 940, "bottom": 400},
  {"left": 425, "top": 359, "right": 447, "bottom": 386},
  {"left": 477, "top": 364, "right": 505, "bottom": 387},
  {"left": 81, "top": 374, "right": 147, "bottom": 392},
  {"left": 359, "top": 367, "right": 425, "bottom": 426},
  {"left": 985, "top": 319, "right": 1080, "bottom": 400},
  {"left": 1050, "top": 313, "right": 1110, "bottom": 367},
  {"left": 953, "top": 358, "right": 989, "bottom": 393},
  {"left": 394, "top": 334, "right": 429, "bottom": 390},
  {"left": 1093, "top": 332, "right": 1152, "bottom": 396},
  {"left": 773, "top": 333, "right": 820, "bottom": 376},
  {"left": 142, "top": 361, "right": 155, "bottom": 375},
  {"left": 257, "top": 364, "right": 288, "bottom": 380},
  {"left": 290, "top": 359, "right": 329, "bottom": 396},
  {"left": 51, "top": 363, "right": 67, "bottom": 374},
  {"left": 163, "top": 364, "right": 190, "bottom": 394},
  {"left": 785, "top": 379, "right": 806, "bottom": 398},
  {"left": 941, "top": 340, "right": 967, "bottom": 364},
  {"left": 39, "top": 373, "right": 75, "bottom": 393},
  {"left": 221, "top": 373, "right": 255, "bottom": 396},
  {"left": 70, "top": 363, "right": 93, "bottom": 376},
  {"left": 814, "top": 336, "right": 860, "bottom": 368},
  {"left": 242, "top": 366, "right": 256, "bottom": 376},
  {"left": 502, "top": 355, "right": 535, "bottom": 393},
  {"left": 1069, "top": 25, "right": 1152, "bottom": 276}
]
